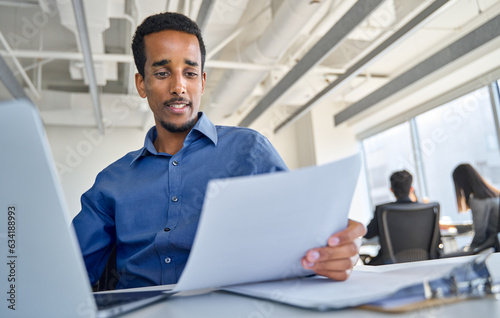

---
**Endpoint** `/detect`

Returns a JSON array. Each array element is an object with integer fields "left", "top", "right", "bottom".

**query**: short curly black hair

[{"left": 131, "top": 12, "right": 206, "bottom": 77}]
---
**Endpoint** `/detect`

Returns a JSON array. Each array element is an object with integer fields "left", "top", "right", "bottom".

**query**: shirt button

[
  {"left": 164, "top": 228, "right": 171, "bottom": 232},
  {"left": 172, "top": 196, "right": 178, "bottom": 202},
  {"left": 172, "top": 160, "right": 178, "bottom": 166},
  {"left": 165, "top": 257, "right": 171, "bottom": 264}
]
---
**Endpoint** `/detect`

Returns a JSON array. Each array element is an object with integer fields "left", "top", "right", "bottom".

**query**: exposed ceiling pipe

[
  {"left": 0, "top": 49, "right": 293, "bottom": 71},
  {"left": 0, "top": 49, "right": 134, "bottom": 62},
  {"left": 201, "top": 0, "right": 250, "bottom": 58},
  {"left": 71, "top": 0, "right": 104, "bottom": 133},
  {"left": 15, "top": 58, "right": 54, "bottom": 75},
  {"left": 239, "top": 0, "right": 385, "bottom": 127},
  {"left": 205, "top": 0, "right": 328, "bottom": 122},
  {"left": 0, "top": 52, "right": 32, "bottom": 101},
  {"left": 122, "top": 13, "right": 137, "bottom": 95},
  {"left": 195, "top": 0, "right": 214, "bottom": 31},
  {"left": 206, "top": 27, "right": 244, "bottom": 60},
  {"left": 205, "top": 4, "right": 273, "bottom": 61},
  {"left": 0, "top": 32, "right": 41, "bottom": 99},
  {"left": 55, "top": 0, "right": 116, "bottom": 86},
  {"left": 0, "top": 0, "right": 39, "bottom": 8},
  {"left": 134, "top": 0, "right": 168, "bottom": 21}
]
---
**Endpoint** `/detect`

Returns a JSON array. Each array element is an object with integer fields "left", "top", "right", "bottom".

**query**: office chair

[
  {"left": 377, "top": 202, "right": 441, "bottom": 264},
  {"left": 496, "top": 233, "right": 500, "bottom": 252},
  {"left": 468, "top": 204, "right": 500, "bottom": 254},
  {"left": 93, "top": 245, "right": 119, "bottom": 291},
  {"left": 442, "top": 202, "right": 499, "bottom": 258}
]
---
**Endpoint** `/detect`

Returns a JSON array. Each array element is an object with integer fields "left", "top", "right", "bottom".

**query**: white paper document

[{"left": 174, "top": 154, "right": 362, "bottom": 292}]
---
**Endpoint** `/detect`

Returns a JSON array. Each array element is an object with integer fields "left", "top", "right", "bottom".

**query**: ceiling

[{"left": 1, "top": 0, "right": 500, "bottom": 134}]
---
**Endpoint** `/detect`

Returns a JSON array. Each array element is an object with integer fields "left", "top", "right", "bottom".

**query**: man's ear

[
  {"left": 135, "top": 73, "right": 147, "bottom": 98},
  {"left": 201, "top": 71, "right": 206, "bottom": 95}
]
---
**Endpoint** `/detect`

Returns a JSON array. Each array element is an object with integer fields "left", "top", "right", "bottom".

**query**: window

[
  {"left": 414, "top": 86, "right": 500, "bottom": 221},
  {"left": 363, "top": 80, "right": 500, "bottom": 222},
  {"left": 362, "top": 122, "right": 420, "bottom": 207}
]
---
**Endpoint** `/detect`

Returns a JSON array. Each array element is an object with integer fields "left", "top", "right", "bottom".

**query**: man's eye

[
  {"left": 155, "top": 72, "right": 168, "bottom": 78},
  {"left": 186, "top": 72, "right": 198, "bottom": 77}
]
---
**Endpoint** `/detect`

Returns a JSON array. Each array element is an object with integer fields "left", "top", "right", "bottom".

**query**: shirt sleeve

[
  {"left": 72, "top": 174, "right": 116, "bottom": 286},
  {"left": 247, "top": 131, "right": 289, "bottom": 174}
]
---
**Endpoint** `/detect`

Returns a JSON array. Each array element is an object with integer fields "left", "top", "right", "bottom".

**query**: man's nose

[{"left": 170, "top": 73, "right": 186, "bottom": 95}]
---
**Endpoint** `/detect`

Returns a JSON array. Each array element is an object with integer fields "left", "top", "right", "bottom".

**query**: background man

[{"left": 364, "top": 170, "right": 417, "bottom": 265}]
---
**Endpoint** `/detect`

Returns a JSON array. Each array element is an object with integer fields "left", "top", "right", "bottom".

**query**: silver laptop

[{"left": 0, "top": 99, "right": 171, "bottom": 317}]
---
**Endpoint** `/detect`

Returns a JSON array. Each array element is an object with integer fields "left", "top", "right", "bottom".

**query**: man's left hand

[{"left": 301, "top": 219, "right": 366, "bottom": 281}]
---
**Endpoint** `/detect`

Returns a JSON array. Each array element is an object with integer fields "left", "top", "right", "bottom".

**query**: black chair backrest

[
  {"left": 93, "top": 245, "right": 119, "bottom": 292},
  {"left": 377, "top": 202, "right": 440, "bottom": 264}
]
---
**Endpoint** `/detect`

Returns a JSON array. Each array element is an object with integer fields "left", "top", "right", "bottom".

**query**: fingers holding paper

[{"left": 301, "top": 219, "right": 366, "bottom": 281}]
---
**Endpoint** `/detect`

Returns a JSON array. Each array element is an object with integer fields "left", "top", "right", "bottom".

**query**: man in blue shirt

[{"left": 73, "top": 12, "right": 365, "bottom": 289}]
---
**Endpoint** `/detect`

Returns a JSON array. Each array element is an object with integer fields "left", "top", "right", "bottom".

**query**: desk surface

[
  {"left": 113, "top": 254, "right": 500, "bottom": 318},
  {"left": 121, "top": 289, "right": 500, "bottom": 318}
]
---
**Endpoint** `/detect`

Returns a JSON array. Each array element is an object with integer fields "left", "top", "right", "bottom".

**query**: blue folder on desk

[{"left": 224, "top": 252, "right": 500, "bottom": 311}]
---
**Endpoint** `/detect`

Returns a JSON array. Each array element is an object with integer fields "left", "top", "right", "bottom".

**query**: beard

[{"left": 160, "top": 117, "right": 197, "bottom": 133}]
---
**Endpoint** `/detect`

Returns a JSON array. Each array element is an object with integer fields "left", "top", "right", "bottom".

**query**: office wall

[
  {"left": 310, "top": 100, "right": 371, "bottom": 224},
  {"left": 293, "top": 112, "right": 318, "bottom": 168},
  {"left": 45, "top": 126, "right": 146, "bottom": 218},
  {"left": 264, "top": 119, "right": 301, "bottom": 170}
]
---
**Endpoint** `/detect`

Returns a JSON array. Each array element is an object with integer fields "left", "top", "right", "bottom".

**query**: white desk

[
  {"left": 122, "top": 289, "right": 500, "bottom": 318},
  {"left": 114, "top": 253, "right": 500, "bottom": 318},
  {"left": 440, "top": 221, "right": 474, "bottom": 253}
]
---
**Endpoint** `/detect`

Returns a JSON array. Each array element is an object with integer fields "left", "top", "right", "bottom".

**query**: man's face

[{"left": 136, "top": 30, "right": 206, "bottom": 133}]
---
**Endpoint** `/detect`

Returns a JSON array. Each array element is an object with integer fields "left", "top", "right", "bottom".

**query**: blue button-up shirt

[{"left": 72, "top": 112, "right": 288, "bottom": 289}]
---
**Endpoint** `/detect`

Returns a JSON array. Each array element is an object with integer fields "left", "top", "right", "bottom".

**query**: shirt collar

[
  {"left": 396, "top": 196, "right": 414, "bottom": 203},
  {"left": 187, "top": 112, "right": 217, "bottom": 145},
  {"left": 130, "top": 112, "right": 217, "bottom": 165}
]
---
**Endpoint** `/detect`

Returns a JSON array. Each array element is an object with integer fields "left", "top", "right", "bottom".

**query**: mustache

[{"left": 163, "top": 97, "right": 191, "bottom": 106}]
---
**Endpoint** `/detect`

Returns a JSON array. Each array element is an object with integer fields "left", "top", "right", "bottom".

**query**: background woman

[{"left": 452, "top": 163, "right": 500, "bottom": 252}]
